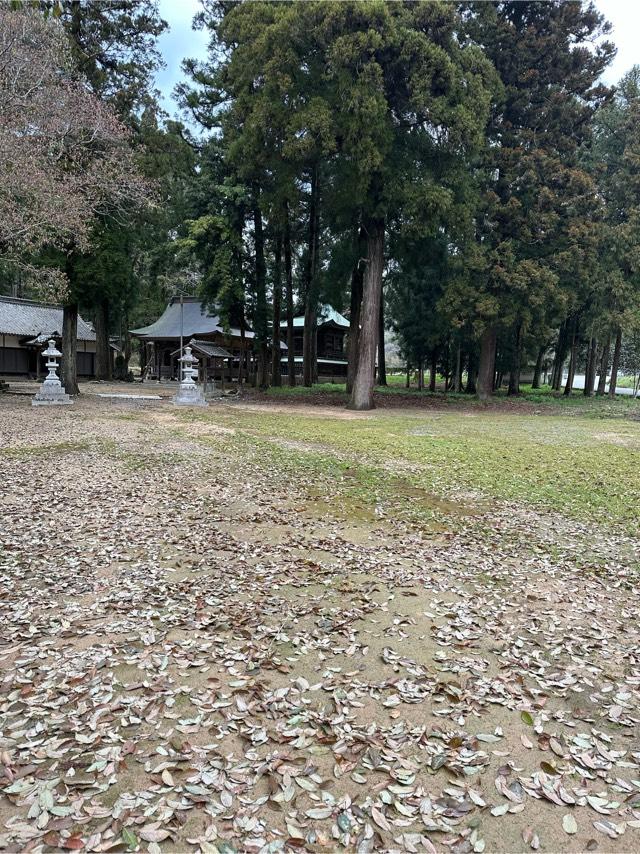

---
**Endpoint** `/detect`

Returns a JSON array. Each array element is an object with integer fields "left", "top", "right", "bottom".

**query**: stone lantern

[
  {"left": 32, "top": 339, "right": 72, "bottom": 406},
  {"left": 173, "top": 345, "right": 207, "bottom": 407}
]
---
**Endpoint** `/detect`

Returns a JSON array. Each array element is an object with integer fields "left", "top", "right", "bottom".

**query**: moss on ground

[{"left": 189, "top": 403, "right": 640, "bottom": 533}]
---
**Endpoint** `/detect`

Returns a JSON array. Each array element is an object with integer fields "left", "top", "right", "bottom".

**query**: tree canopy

[{"left": 4, "top": 0, "right": 640, "bottom": 407}]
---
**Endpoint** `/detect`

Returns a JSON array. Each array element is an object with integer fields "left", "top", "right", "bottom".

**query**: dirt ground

[{"left": 1, "top": 386, "right": 640, "bottom": 853}]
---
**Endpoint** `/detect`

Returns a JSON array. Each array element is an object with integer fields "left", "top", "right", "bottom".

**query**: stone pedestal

[
  {"left": 173, "top": 384, "right": 207, "bottom": 406},
  {"left": 32, "top": 340, "right": 72, "bottom": 406},
  {"left": 172, "top": 345, "right": 207, "bottom": 407}
]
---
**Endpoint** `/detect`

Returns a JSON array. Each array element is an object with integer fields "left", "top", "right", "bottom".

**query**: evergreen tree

[
  {"left": 321, "top": 1, "right": 494, "bottom": 409},
  {"left": 586, "top": 67, "right": 640, "bottom": 397},
  {"left": 462, "top": 1, "right": 614, "bottom": 399}
]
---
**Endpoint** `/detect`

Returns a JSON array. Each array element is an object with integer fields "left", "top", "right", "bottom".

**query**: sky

[
  {"left": 154, "top": 0, "right": 638, "bottom": 120},
  {"left": 155, "top": 0, "right": 208, "bottom": 118},
  {"left": 597, "top": 0, "right": 639, "bottom": 83}
]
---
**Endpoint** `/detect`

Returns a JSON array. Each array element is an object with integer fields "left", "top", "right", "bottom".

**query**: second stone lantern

[{"left": 172, "top": 345, "right": 207, "bottom": 407}]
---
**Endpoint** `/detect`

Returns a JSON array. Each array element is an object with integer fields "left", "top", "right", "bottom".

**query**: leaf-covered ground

[{"left": 1, "top": 387, "right": 640, "bottom": 853}]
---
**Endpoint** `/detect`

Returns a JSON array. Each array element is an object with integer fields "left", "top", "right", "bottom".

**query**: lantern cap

[{"left": 43, "top": 339, "right": 62, "bottom": 358}]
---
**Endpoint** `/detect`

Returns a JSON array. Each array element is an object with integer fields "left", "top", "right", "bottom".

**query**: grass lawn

[
  {"left": 1, "top": 385, "right": 639, "bottom": 853},
  {"left": 222, "top": 388, "right": 640, "bottom": 532}
]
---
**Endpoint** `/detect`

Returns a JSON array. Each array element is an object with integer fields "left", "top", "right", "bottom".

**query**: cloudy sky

[
  {"left": 155, "top": 0, "right": 637, "bottom": 119},
  {"left": 156, "top": 0, "right": 206, "bottom": 117}
]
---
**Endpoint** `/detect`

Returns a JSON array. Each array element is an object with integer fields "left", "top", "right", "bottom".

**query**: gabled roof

[
  {"left": 0, "top": 296, "right": 95, "bottom": 341},
  {"left": 170, "top": 339, "right": 233, "bottom": 359},
  {"left": 280, "top": 304, "right": 349, "bottom": 330},
  {"left": 131, "top": 297, "right": 254, "bottom": 340}
]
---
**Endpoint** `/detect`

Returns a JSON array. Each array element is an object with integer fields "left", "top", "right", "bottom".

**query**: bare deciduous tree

[{"left": 0, "top": 7, "right": 151, "bottom": 296}]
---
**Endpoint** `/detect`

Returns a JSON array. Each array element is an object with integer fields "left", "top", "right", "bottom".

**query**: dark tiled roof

[
  {"left": 0, "top": 296, "right": 95, "bottom": 341},
  {"left": 131, "top": 297, "right": 254, "bottom": 340},
  {"left": 170, "top": 339, "right": 233, "bottom": 359},
  {"left": 191, "top": 341, "right": 233, "bottom": 359}
]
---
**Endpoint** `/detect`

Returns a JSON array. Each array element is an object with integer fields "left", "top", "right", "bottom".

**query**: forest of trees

[{"left": 2, "top": 0, "right": 640, "bottom": 409}]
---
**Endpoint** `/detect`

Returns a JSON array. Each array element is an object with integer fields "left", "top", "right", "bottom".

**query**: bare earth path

[{"left": 1, "top": 391, "right": 640, "bottom": 853}]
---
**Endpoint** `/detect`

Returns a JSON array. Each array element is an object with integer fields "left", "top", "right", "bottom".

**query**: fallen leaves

[{"left": 1, "top": 395, "right": 640, "bottom": 852}]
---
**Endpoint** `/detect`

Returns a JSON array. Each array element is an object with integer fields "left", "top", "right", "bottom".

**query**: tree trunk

[
  {"left": 584, "top": 335, "right": 597, "bottom": 396},
  {"left": 418, "top": 358, "right": 424, "bottom": 390},
  {"left": 271, "top": 234, "right": 283, "bottom": 387},
  {"left": 312, "top": 324, "right": 319, "bottom": 384},
  {"left": 508, "top": 322, "right": 522, "bottom": 396},
  {"left": 531, "top": 345, "right": 545, "bottom": 389},
  {"left": 283, "top": 204, "right": 296, "bottom": 387},
  {"left": 62, "top": 303, "right": 79, "bottom": 395},
  {"left": 596, "top": 336, "right": 610, "bottom": 396},
  {"left": 239, "top": 322, "right": 246, "bottom": 387},
  {"left": 551, "top": 321, "right": 568, "bottom": 391},
  {"left": 609, "top": 326, "right": 622, "bottom": 398},
  {"left": 564, "top": 317, "right": 579, "bottom": 396},
  {"left": 405, "top": 363, "right": 410, "bottom": 388},
  {"left": 443, "top": 337, "right": 451, "bottom": 391},
  {"left": 454, "top": 341, "right": 462, "bottom": 393},
  {"left": 119, "top": 311, "right": 132, "bottom": 377},
  {"left": 253, "top": 186, "right": 269, "bottom": 390},
  {"left": 429, "top": 349, "right": 437, "bottom": 392},
  {"left": 302, "top": 309, "right": 316, "bottom": 386},
  {"left": 303, "top": 163, "right": 320, "bottom": 387},
  {"left": 94, "top": 299, "right": 112, "bottom": 381},
  {"left": 346, "top": 227, "right": 365, "bottom": 395},
  {"left": 377, "top": 293, "right": 387, "bottom": 386},
  {"left": 477, "top": 325, "right": 497, "bottom": 401},
  {"left": 348, "top": 216, "right": 384, "bottom": 410},
  {"left": 466, "top": 347, "right": 477, "bottom": 394},
  {"left": 141, "top": 341, "right": 151, "bottom": 381}
]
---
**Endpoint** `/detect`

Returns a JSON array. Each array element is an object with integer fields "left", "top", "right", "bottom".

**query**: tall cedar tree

[
  {"left": 319, "top": 2, "right": 493, "bottom": 409},
  {"left": 463, "top": 1, "right": 614, "bottom": 399},
  {"left": 585, "top": 68, "right": 640, "bottom": 397},
  {"left": 182, "top": 2, "right": 492, "bottom": 405},
  {"left": 182, "top": 1, "right": 336, "bottom": 389}
]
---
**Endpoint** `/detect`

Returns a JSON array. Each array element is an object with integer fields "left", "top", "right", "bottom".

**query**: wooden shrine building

[
  {"left": 280, "top": 304, "right": 349, "bottom": 380},
  {"left": 0, "top": 296, "right": 100, "bottom": 377},
  {"left": 130, "top": 297, "right": 258, "bottom": 382}
]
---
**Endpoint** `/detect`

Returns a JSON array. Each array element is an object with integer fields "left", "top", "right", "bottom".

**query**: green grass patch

[
  {"left": 616, "top": 375, "right": 639, "bottom": 390},
  {"left": 267, "top": 382, "right": 347, "bottom": 396},
  {"left": 197, "top": 404, "right": 640, "bottom": 532}
]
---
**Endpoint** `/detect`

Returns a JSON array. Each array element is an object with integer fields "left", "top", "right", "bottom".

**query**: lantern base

[
  {"left": 32, "top": 378, "right": 72, "bottom": 406},
  {"left": 172, "top": 382, "right": 207, "bottom": 407}
]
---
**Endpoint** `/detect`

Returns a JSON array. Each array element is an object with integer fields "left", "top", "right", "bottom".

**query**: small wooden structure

[{"left": 171, "top": 339, "right": 234, "bottom": 392}]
